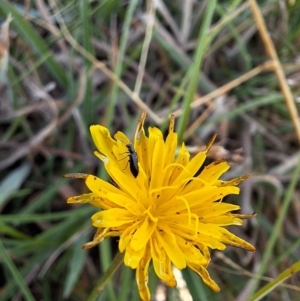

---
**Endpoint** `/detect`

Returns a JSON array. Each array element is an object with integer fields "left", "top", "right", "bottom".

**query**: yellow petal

[
  {"left": 176, "top": 236, "right": 208, "bottom": 266},
  {"left": 136, "top": 246, "right": 151, "bottom": 301},
  {"left": 198, "top": 161, "right": 230, "bottom": 183},
  {"left": 163, "top": 132, "right": 178, "bottom": 186},
  {"left": 196, "top": 203, "right": 241, "bottom": 218},
  {"left": 158, "top": 186, "right": 239, "bottom": 214},
  {"left": 130, "top": 217, "right": 157, "bottom": 251},
  {"left": 185, "top": 186, "right": 240, "bottom": 209},
  {"left": 91, "top": 208, "right": 134, "bottom": 228},
  {"left": 147, "top": 127, "right": 164, "bottom": 174},
  {"left": 114, "top": 131, "right": 130, "bottom": 144},
  {"left": 90, "top": 125, "right": 117, "bottom": 162},
  {"left": 156, "top": 229, "right": 186, "bottom": 269},
  {"left": 215, "top": 174, "right": 250, "bottom": 187},
  {"left": 119, "top": 222, "right": 142, "bottom": 252},
  {"left": 124, "top": 245, "right": 145, "bottom": 269},
  {"left": 150, "top": 235, "right": 177, "bottom": 286},
  {"left": 188, "top": 262, "right": 220, "bottom": 292},
  {"left": 103, "top": 161, "right": 149, "bottom": 207},
  {"left": 67, "top": 193, "right": 94, "bottom": 204},
  {"left": 67, "top": 193, "right": 118, "bottom": 209},
  {"left": 195, "top": 243, "right": 211, "bottom": 266},
  {"left": 134, "top": 125, "right": 149, "bottom": 177},
  {"left": 106, "top": 191, "right": 143, "bottom": 215},
  {"left": 166, "top": 223, "right": 226, "bottom": 250},
  {"left": 171, "top": 150, "right": 208, "bottom": 189},
  {"left": 219, "top": 228, "right": 255, "bottom": 251},
  {"left": 85, "top": 175, "right": 127, "bottom": 197},
  {"left": 164, "top": 132, "right": 177, "bottom": 166},
  {"left": 200, "top": 215, "right": 243, "bottom": 226},
  {"left": 82, "top": 228, "right": 108, "bottom": 249},
  {"left": 149, "top": 139, "right": 165, "bottom": 191}
]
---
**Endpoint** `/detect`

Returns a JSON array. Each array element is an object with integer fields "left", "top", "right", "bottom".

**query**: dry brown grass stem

[
  {"left": 172, "top": 60, "right": 275, "bottom": 118},
  {"left": 249, "top": 0, "right": 300, "bottom": 144}
]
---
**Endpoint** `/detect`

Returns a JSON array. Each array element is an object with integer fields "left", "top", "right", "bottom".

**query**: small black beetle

[
  {"left": 125, "top": 144, "right": 139, "bottom": 178},
  {"left": 119, "top": 142, "right": 139, "bottom": 178}
]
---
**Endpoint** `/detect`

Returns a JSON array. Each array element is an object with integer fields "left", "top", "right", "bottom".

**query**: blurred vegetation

[{"left": 1, "top": 0, "right": 300, "bottom": 300}]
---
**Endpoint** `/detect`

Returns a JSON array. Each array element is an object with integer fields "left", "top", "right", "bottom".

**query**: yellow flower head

[{"left": 66, "top": 113, "right": 255, "bottom": 301}]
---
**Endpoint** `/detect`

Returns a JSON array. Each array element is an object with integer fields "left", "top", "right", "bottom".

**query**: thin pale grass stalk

[
  {"left": 246, "top": 157, "right": 300, "bottom": 299},
  {"left": 269, "top": 151, "right": 300, "bottom": 175},
  {"left": 241, "top": 113, "right": 284, "bottom": 148},
  {"left": 209, "top": 1, "right": 250, "bottom": 36},
  {"left": 172, "top": 60, "right": 274, "bottom": 117},
  {"left": 184, "top": 100, "right": 216, "bottom": 139},
  {"left": 0, "top": 240, "right": 35, "bottom": 301},
  {"left": 271, "top": 238, "right": 300, "bottom": 269},
  {"left": 0, "top": 14, "right": 12, "bottom": 84},
  {"left": 0, "top": 101, "right": 64, "bottom": 121},
  {"left": 0, "top": 88, "right": 58, "bottom": 171},
  {"left": 158, "top": 72, "right": 190, "bottom": 134},
  {"left": 176, "top": 0, "right": 217, "bottom": 143},
  {"left": 106, "top": 0, "right": 139, "bottom": 126},
  {"left": 209, "top": 18, "right": 255, "bottom": 56},
  {"left": 0, "top": 69, "right": 86, "bottom": 171},
  {"left": 155, "top": 0, "right": 180, "bottom": 40},
  {"left": 134, "top": 0, "right": 156, "bottom": 95},
  {"left": 38, "top": 230, "right": 88, "bottom": 278},
  {"left": 189, "top": 1, "right": 253, "bottom": 53},
  {"left": 249, "top": 261, "right": 300, "bottom": 301},
  {"left": 0, "top": 1, "right": 67, "bottom": 85},
  {"left": 87, "top": 252, "right": 124, "bottom": 301},
  {"left": 47, "top": 0, "right": 161, "bottom": 124},
  {"left": 152, "top": 16, "right": 218, "bottom": 94},
  {"left": 35, "top": 0, "right": 68, "bottom": 52},
  {"left": 57, "top": 68, "right": 87, "bottom": 126},
  {"left": 215, "top": 252, "right": 300, "bottom": 292},
  {"left": 180, "top": 0, "right": 193, "bottom": 44},
  {"left": 10, "top": 53, "right": 53, "bottom": 87},
  {"left": 249, "top": 0, "right": 300, "bottom": 144},
  {"left": 216, "top": 5, "right": 252, "bottom": 70},
  {"left": 79, "top": 0, "right": 93, "bottom": 123}
]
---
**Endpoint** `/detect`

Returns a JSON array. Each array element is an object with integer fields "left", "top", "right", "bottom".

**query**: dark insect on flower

[
  {"left": 124, "top": 143, "right": 139, "bottom": 178},
  {"left": 118, "top": 140, "right": 139, "bottom": 178}
]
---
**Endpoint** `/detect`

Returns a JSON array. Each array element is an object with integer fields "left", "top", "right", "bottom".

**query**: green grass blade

[
  {"left": 200, "top": 94, "right": 283, "bottom": 129},
  {"left": 0, "top": 240, "right": 35, "bottom": 301},
  {"left": 63, "top": 233, "right": 89, "bottom": 298},
  {"left": 176, "top": 0, "right": 217, "bottom": 142},
  {"left": 105, "top": 0, "right": 139, "bottom": 127},
  {"left": 0, "top": 207, "right": 93, "bottom": 223},
  {"left": 0, "top": 163, "right": 31, "bottom": 207},
  {"left": 247, "top": 156, "right": 300, "bottom": 299},
  {"left": 87, "top": 252, "right": 124, "bottom": 301},
  {"left": 249, "top": 260, "right": 300, "bottom": 301}
]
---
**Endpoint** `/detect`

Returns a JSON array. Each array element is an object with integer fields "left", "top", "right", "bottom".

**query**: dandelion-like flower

[{"left": 65, "top": 113, "right": 255, "bottom": 300}]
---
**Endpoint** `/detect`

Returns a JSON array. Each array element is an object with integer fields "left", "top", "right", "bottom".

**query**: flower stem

[{"left": 87, "top": 252, "right": 125, "bottom": 301}]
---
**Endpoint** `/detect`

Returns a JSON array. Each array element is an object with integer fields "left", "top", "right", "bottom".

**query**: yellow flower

[{"left": 65, "top": 113, "right": 255, "bottom": 301}]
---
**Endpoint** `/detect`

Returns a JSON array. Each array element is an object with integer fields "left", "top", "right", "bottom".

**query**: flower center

[{"left": 143, "top": 205, "right": 158, "bottom": 223}]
